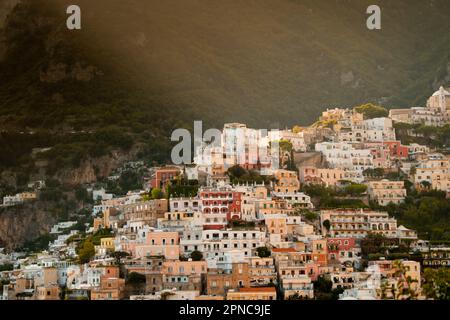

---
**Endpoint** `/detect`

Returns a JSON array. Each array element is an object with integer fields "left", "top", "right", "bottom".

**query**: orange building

[
  {"left": 206, "top": 263, "right": 250, "bottom": 296},
  {"left": 91, "top": 266, "right": 125, "bottom": 300},
  {"left": 273, "top": 170, "right": 300, "bottom": 193},
  {"left": 226, "top": 287, "right": 277, "bottom": 300},
  {"left": 133, "top": 231, "right": 180, "bottom": 260},
  {"left": 150, "top": 167, "right": 180, "bottom": 189},
  {"left": 35, "top": 285, "right": 60, "bottom": 300},
  {"left": 90, "top": 277, "right": 125, "bottom": 300}
]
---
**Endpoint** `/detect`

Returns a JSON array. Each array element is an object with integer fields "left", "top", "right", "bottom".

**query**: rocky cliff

[
  {"left": 0, "top": 145, "right": 142, "bottom": 250},
  {"left": 0, "top": 202, "right": 59, "bottom": 251},
  {"left": 54, "top": 146, "right": 142, "bottom": 186}
]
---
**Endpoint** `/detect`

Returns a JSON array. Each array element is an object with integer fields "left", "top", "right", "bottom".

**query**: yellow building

[
  {"left": 415, "top": 154, "right": 450, "bottom": 192},
  {"left": 273, "top": 170, "right": 300, "bottom": 193},
  {"left": 100, "top": 237, "right": 115, "bottom": 250},
  {"left": 19, "top": 192, "right": 37, "bottom": 201},
  {"left": 367, "top": 179, "right": 406, "bottom": 206},
  {"left": 226, "top": 287, "right": 277, "bottom": 300},
  {"left": 265, "top": 215, "right": 287, "bottom": 236}
]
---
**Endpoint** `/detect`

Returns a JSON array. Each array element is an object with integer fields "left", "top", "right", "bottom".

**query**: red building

[
  {"left": 199, "top": 188, "right": 243, "bottom": 229},
  {"left": 326, "top": 237, "right": 359, "bottom": 264},
  {"left": 384, "top": 141, "right": 409, "bottom": 159},
  {"left": 228, "top": 192, "right": 242, "bottom": 221},
  {"left": 200, "top": 188, "right": 232, "bottom": 230},
  {"left": 150, "top": 167, "right": 180, "bottom": 189}
]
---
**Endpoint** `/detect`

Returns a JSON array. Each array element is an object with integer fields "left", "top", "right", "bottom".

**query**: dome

[{"left": 432, "top": 86, "right": 450, "bottom": 97}]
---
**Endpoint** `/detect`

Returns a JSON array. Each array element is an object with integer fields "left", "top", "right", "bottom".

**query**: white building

[
  {"left": 272, "top": 192, "right": 313, "bottom": 209},
  {"left": 92, "top": 188, "right": 114, "bottom": 201},
  {"left": 315, "top": 142, "right": 373, "bottom": 172},
  {"left": 201, "top": 229, "right": 266, "bottom": 260},
  {"left": 320, "top": 209, "right": 404, "bottom": 239},
  {"left": 170, "top": 197, "right": 200, "bottom": 214},
  {"left": 389, "top": 86, "right": 450, "bottom": 127}
]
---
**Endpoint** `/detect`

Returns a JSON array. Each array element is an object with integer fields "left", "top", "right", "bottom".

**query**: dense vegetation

[
  {"left": 20, "top": 233, "right": 57, "bottom": 253},
  {"left": 394, "top": 123, "right": 450, "bottom": 148},
  {"left": 422, "top": 268, "right": 450, "bottom": 300},
  {"left": 226, "top": 165, "right": 275, "bottom": 185},
  {"left": 353, "top": 104, "right": 389, "bottom": 119},
  {"left": 382, "top": 190, "right": 450, "bottom": 241},
  {"left": 301, "top": 184, "right": 369, "bottom": 209},
  {"left": 76, "top": 228, "right": 114, "bottom": 263},
  {"left": 1, "top": 0, "right": 450, "bottom": 177},
  {"left": 302, "top": 184, "right": 450, "bottom": 241},
  {"left": 313, "top": 275, "right": 344, "bottom": 300}
]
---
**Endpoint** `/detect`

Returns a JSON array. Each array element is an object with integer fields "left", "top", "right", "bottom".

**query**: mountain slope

[{"left": 0, "top": 0, "right": 449, "bottom": 170}]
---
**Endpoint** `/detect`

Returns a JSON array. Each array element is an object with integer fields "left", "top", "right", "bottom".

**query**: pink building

[
  {"left": 129, "top": 231, "right": 180, "bottom": 260},
  {"left": 327, "top": 237, "right": 360, "bottom": 265}
]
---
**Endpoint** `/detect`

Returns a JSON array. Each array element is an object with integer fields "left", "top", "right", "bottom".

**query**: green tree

[
  {"left": 0, "top": 264, "right": 14, "bottom": 272},
  {"left": 302, "top": 210, "right": 318, "bottom": 222},
  {"left": 227, "top": 165, "right": 247, "bottom": 179},
  {"left": 344, "top": 183, "right": 367, "bottom": 196},
  {"left": 112, "top": 251, "right": 130, "bottom": 266},
  {"left": 256, "top": 246, "right": 271, "bottom": 258},
  {"left": 119, "top": 170, "right": 141, "bottom": 192},
  {"left": 78, "top": 239, "right": 95, "bottom": 264},
  {"left": 354, "top": 103, "right": 388, "bottom": 119},
  {"left": 75, "top": 185, "right": 89, "bottom": 203},
  {"left": 313, "top": 275, "right": 342, "bottom": 300},
  {"left": 423, "top": 268, "right": 450, "bottom": 300},
  {"left": 151, "top": 188, "right": 163, "bottom": 199},
  {"left": 279, "top": 139, "right": 293, "bottom": 153},
  {"left": 190, "top": 250, "right": 203, "bottom": 261},
  {"left": 322, "top": 219, "right": 331, "bottom": 232},
  {"left": 126, "top": 272, "right": 146, "bottom": 285}
]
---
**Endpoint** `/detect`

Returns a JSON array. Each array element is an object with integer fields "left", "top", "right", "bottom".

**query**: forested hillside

[{"left": 1, "top": 0, "right": 449, "bottom": 175}]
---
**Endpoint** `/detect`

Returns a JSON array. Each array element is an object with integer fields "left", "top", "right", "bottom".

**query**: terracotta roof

[{"left": 272, "top": 248, "right": 297, "bottom": 253}]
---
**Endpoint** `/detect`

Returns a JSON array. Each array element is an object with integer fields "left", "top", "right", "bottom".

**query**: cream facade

[{"left": 367, "top": 179, "right": 407, "bottom": 205}]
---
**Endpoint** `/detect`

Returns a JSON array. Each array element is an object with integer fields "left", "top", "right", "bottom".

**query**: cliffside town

[{"left": 0, "top": 87, "right": 449, "bottom": 301}]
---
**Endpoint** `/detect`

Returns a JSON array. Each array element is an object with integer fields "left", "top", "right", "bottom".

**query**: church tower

[{"left": 427, "top": 86, "right": 450, "bottom": 114}]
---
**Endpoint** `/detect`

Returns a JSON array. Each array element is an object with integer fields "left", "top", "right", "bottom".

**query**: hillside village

[{"left": 0, "top": 87, "right": 449, "bottom": 300}]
